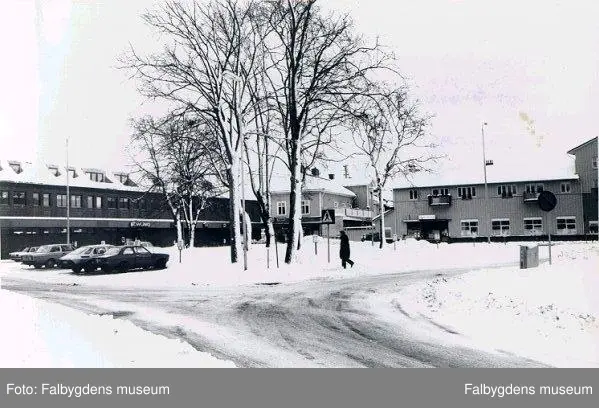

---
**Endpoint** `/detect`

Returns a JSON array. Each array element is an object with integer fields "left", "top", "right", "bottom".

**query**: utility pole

[
  {"left": 481, "top": 122, "right": 490, "bottom": 243},
  {"left": 66, "top": 135, "right": 71, "bottom": 245}
]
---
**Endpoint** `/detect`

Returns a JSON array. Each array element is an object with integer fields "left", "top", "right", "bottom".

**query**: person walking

[{"left": 339, "top": 230, "right": 354, "bottom": 269}]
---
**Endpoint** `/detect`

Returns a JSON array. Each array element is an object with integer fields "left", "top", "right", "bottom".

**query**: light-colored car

[
  {"left": 9, "top": 246, "right": 39, "bottom": 262},
  {"left": 21, "top": 244, "right": 75, "bottom": 269}
]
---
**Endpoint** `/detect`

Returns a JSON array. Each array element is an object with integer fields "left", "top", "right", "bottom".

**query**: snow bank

[
  {"left": 378, "top": 241, "right": 599, "bottom": 367},
  {"left": 0, "top": 286, "right": 235, "bottom": 367}
]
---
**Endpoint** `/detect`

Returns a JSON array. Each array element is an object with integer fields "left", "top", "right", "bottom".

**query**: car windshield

[
  {"left": 29, "top": 247, "right": 39, "bottom": 252},
  {"left": 37, "top": 246, "right": 51, "bottom": 253},
  {"left": 104, "top": 247, "right": 121, "bottom": 256},
  {"left": 69, "top": 246, "right": 93, "bottom": 255}
]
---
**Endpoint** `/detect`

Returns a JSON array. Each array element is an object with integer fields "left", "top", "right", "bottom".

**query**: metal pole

[
  {"left": 481, "top": 122, "right": 490, "bottom": 243},
  {"left": 66, "top": 136, "right": 70, "bottom": 245},
  {"left": 241, "top": 151, "right": 248, "bottom": 271},
  {"left": 274, "top": 235, "right": 279, "bottom": 268},
  {"left": 327, "top": 224, "right": 330, "bottom": 263}
]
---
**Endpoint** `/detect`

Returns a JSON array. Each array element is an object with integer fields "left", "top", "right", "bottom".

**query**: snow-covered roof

[
  {"left": 270, "top": 174, "right": 356, "bottom": 197},
  {"left": 392, "top": 153, "right": 578, "bottom": 189},
  {"left": 0, "top": 159, "right": 144, "bottom": 192}
]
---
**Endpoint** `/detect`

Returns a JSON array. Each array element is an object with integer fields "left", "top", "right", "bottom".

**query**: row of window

[
  {"left": 460, "top": 217, "right": 577, "bottom": 236},
  {"left": 408, "top": 182, "right": 573, "bottom": 200},
  {"left": 276, "top": 201, "right": 311, "bottom": 216},
  {"left": 0, "top": 191, "right": 151, "bottom": 210}
]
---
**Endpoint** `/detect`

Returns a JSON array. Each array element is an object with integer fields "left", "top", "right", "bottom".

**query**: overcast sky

[{"left": 1, "top": 0, "right": 597, "bottom": 181}]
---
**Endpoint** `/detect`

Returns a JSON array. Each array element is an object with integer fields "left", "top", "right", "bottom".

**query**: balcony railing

[
  {"left": 428, "top": 195, "right": 452, "bottom": 206},
  {"left": 344, "top": 208, "right": 373, "bottom": 219},
  {"left": 523, "top": 191, "right": 539, "bottom": 202}
]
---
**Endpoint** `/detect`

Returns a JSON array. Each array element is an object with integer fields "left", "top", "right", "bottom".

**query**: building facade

[
  {"left": 270, "top": 173, "right": 373, "bottom": 239},
  {"left": 0, "top": 160, "right": 262, "bottom": 258},
  {"left": 390, "top": 138, "right": 598, "bottom": 241},
  {"left": 567, "top": 137, "right": 598, "bottom": 234}
]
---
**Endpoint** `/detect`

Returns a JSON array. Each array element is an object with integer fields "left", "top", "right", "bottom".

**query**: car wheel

[
  {"left": 154, "top": 259, "right": 167, "bottom": 270},
  {"left": 33, "top": 263, "right": 42, "bottom": 269},
  {"left": 71, "top": 266, "right": 82, "bottom": 274},
  {"left": 83, "top": 265, "right": 95, "bottom": 273},
  {"left": 45, "top": 259, "right": 55, "bottom": 269},
  {"left": 101, "top": 266, "right": 113, "bottom": 273}
]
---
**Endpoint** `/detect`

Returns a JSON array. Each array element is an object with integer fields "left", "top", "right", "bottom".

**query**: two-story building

[
  {"left": 389, "top": 138, "right": 598, "bottom": 241},
  {"left": 270, "top": 170, "right": 373, "bottom": 239},
  {"left": 0, "top": 160, "right": 262, "bottom": 258}
]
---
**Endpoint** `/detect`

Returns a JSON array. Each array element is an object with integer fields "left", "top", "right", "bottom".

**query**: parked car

[
  {"left": 94, "top": 245, "right": 169, "bottom": 273},
  {"left": 21, "top": 244, "right": 75, "bottom": 268},
  {"left": 9, "top": 246, "right": 39, "bottom": 262},
  {"left": 361, "top": 232, "right": 394, "bottom": 244},
  {"left": 58, "top": 244, "right": 114, "bottom": 273}
]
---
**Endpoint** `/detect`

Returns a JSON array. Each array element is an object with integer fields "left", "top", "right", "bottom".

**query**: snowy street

[
  {"left": 1, "top": 240, "right": 597, "bottom": 367},
  {"left": 1, "top": 262, "right": 545, "bottom": 367}
]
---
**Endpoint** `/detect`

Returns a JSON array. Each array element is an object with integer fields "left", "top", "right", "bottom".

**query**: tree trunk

[
  {"left": 176, "top": 212, "right": 183, "bottom": 244},
  {"left": 242, "top": 209, "right": 252, "bottom": 250},
  {"left": 378, "top": 186, "right": 385, "bottom": 249},
  {"left": 284, "top": 141, "right": 302, "bottom": 263},
  {"left": 228, "top": 157, "right": 242, "bottom": 263}
]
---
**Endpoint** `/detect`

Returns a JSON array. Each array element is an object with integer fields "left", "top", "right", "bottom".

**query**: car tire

[
  {"left": 83, "top": 265, "right": 95, "bottom": 274},
  {"left": 101, "top": 266, "right": 113, "bottom": 273},
  {"left": 33, "top": 263, "right": 42, "bottom": 269},
  {"left": 71, "top": 266, "right": 82, "bottom": 274},
  {"left": 45, "top": 259, "right": 55, "bottom": 269}
]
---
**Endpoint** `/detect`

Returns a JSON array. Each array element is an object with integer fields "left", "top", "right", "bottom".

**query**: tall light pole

[
  {"left": 66, "top": 135, "right": 71, "bottom": 245},
  {"left": 481, "top": 122, "right": 490, "bottom": 243}
]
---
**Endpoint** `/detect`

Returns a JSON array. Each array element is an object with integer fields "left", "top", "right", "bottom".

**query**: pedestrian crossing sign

[{"left": 321, "top": 209, "right": 335, "bottom": 224}]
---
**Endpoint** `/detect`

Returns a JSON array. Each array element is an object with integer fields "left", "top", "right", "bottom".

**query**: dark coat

[{"left": 339, "top": 233, "right": 350, "bottom": 260}]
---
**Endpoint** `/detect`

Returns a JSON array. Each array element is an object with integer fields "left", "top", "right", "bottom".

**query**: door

[{"left": 133, "top": 246, "right": 153, "bottom": 268}]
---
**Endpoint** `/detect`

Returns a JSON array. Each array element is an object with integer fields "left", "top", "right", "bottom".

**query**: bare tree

[
  {"left": 129, "top": 114, "right": 222, "bottom": 247},
  {"left": 350, "top": 86, "right": 436, "bottom": 248},
  {"left": 121, "top": 0, "right": 262, "bottom": 263},
  {"left": 258, "top": 0, "right": 394, "bottom": 263}
]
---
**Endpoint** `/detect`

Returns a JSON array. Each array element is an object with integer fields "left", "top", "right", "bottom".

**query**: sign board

[
  {"left": 312, "top": 235, "right": 319, "bottom": 243},
  {"left": 392, "top": 233, "right": 397, "bottom": 242},
  {"left": 130, "top": 221, "right": 152, "bottom": 228},
  {"left": 538, "top": 191, "right": 557, "bottom": 212},
  {"left": 418, "top": 215, "right": 436, "bottom": 220},
  {"left": 177, "top": 240, "right": 184, "bottom": 250},
  {"left": 321, "top": 209, "right": 335, "bottom": 224}
]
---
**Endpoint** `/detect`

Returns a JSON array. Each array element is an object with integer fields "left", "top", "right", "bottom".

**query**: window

[
  {"left": 0, "top": 191, "right": 9, "bottom": 205},
  {"left": 70, "top": 195, "right": 81, "bottom": 208},
  {"left": 12, "top": 192, "right": 26, "bottom": 206},
  {"left": 87, "top": 172, "right": 104, "bottom": 182},
  {"left": 122, "top": 247, "right": 134, "bottom": 255},
  {"left": 431, "top": 188, "right": 449, "bottom": 196},
  {"left": 457, "top": 186, "right": 476, "bottom": 199},
  {"left": 56, "top": 194, "right": 67, "bottom": 207},
  {"left": 133, "top": 246, "right": 150, "bottom": 254},
  {"left": 525, "top": 184, "right": 544, "bottom": 194},
  {"left": 589, "top": 221, "right": 598, "bottom": 235},
  {"left": 107, "top": 197, "right": 117, "bottom": 209},
  {"left": 560, "top": 182, "right": 571, "bottom": 193},
  {"left": 593, "top": 156, "right": 597, "bottom": 169},
  {"left": 119, "top": 197, "right": 130, "bottom": 209},
  {"left": 409, "top": 189, "right": 418, "bottom": 200},
  {"left": 118, "top": 174, "right": 129, "bottom": 184},
  {"left": 301, "top": 200, "right": 310, "bottom": 215},
  {"left": 137, "top": 198, "right": 146, "bottom": 210},
  {"left": 556, "top": 217, "right": 576, "bottom": 235},
  {"left": 43, "top": 193, "right": 50, "bottom": 207},
  {"left": 333, "top": 201, "right": 339, "bottom": 208},
  {"left": 95, "top": 196, "right": 102, "bottom": 209},
  {"left": 32, "top": 193, "right": 40, "bottom": 206},
  {"left": 9, "top": 162, "right": 22, "bottom": 173},
  {"left": 491, "top": 219, "right": 510, "bottom": 235},
  {"left": 276, "top": 201, "right": 286, "bottom": 216},
  {"left": 497, "top": 185, "right": 517, "bottom": 197},
  {"left": 86, "top": 196, "right": 94, "bottom": 209},
  {"left": 460, "top": 220, "right": 478, "bottom": 237},
  {"left": 523, "top": 218, "right": 543, "bottom": 235}
]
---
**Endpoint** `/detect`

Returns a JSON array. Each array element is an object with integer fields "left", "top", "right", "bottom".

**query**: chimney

[
  {"left": 328, "top": 173, "right": 335, "bottom": 180},
  {"left": 343, "top": 164, "right": 349, "bottom": 178},
  {"left": 311, "top": 168, "right": 320, "bottom": 177}
]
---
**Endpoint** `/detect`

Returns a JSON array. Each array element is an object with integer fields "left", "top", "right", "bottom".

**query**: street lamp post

[
  {"left": 66, "top": 136, "right": 71, "bottom": 245},
  {"left": 481, "top": 122, "right": 490, "bottom": 243}
]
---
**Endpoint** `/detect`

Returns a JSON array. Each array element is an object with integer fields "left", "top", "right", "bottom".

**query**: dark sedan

[
  {"left": 58, "top": 244, "right": 114, "bottom": 273},
  {"left": 94, "top": 245, "right": 169, "bottom": 273}
]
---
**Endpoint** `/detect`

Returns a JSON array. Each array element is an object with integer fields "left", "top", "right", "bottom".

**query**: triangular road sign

[{"left": 321, "top": 209, "right": 335, "bottom": 224}]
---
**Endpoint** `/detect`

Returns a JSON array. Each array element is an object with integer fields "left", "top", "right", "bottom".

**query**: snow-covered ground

[
  {"left": 0, "top": 286, "right": 235, "bottom": 367},
  {"left": 369, "top": 241, "right": 599, "bottom": 367},
  {"left": 1, "top": 238, "right": 597, "bottom": 367}
]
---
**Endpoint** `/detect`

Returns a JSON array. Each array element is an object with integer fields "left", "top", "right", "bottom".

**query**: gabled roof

[
  {"left": 567, "top": 137, "right": 598, "bottom": 155},
  {"left": 270, "top": 174, "right": 356, "bottom": 197},
  {"left": 0, "top": 159, "right": 143, "bottom": 192}
]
